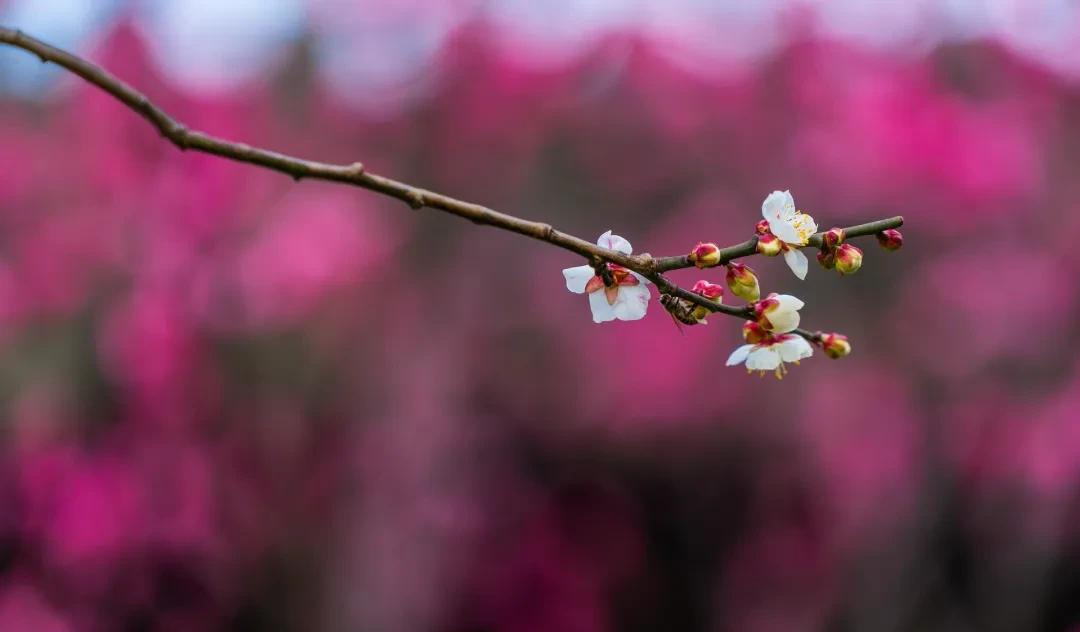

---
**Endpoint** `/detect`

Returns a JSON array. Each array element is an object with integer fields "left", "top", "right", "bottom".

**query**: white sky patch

[
  {"left": 135, "top": 0, "right": 305, "bottom": 94},
  {"left": 485, "top": 0, "right": 640, "bottom": 67},
  {"left": 307, "top": 0, "right": 483, "bottom": 114},
  {"left": 0, "top": 0, "right": 120, "bottom": 94},
  {"left": 982, "top": 0, "right": 1080, "bottom": 77},
  {"left": 638, "top": 0, "right": 785, "bottom": 77},
  {"left": 4, "top": 0, "right": 1080, "bottom": 99}
]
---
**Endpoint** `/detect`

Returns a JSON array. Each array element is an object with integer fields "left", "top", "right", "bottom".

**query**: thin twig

[
  {"left": 0, "top": 25, "right": 903, "bottom": 340},
  {"left": 651, "top": 215, "right": 905, "bottom": 273}
]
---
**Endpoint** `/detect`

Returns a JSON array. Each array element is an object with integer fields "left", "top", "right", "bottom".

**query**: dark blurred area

[{"left": 1, "top": 2, "right": 1080, "bottom": 631}]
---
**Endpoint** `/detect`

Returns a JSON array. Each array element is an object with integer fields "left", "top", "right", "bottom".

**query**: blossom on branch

[
  {"left": 726, "top": 321, "right": 814, "bottom": 378},
  {"left": 761, "top": 190, "right": 817, "bottom": 280},
  {"left": 563, "top": 231, "right": 651, "bottom": 323}
]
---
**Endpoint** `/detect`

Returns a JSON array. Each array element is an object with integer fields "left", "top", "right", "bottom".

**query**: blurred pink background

[{"left": 2, "top": 1, "right": 1080, "bottom": 631}]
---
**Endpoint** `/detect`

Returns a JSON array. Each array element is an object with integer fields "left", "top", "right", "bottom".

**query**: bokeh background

[{"left": 1, "top": 1, "right": 1079, "bottom": 630}]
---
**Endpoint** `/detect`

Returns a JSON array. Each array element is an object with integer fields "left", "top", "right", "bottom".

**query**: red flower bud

[
  {"left": 822, "top": 227, "right": 845, "bottom": 249},
  {"left": 756, "top": 233, "right": 782, "bottom": 257},
  {"left": 689, "top": 242, "right": 722, "bottom": 268},
  {"left": 817, "top": 249, "right": 835, "bottom": 269},
  {"left": 820, "top": 333, "right": 852, "bottom": 359},
  {"left": 835, "top": 244, "right": 863, "bottom": 275},
  {"left": 876, "top": 229, "right": 903, "bottom": 251},
  {"left": 690, "top": 280, "right": 724, "bottom": 301}
]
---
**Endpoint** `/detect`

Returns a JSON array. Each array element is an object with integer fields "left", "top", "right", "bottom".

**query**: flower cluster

[
  {"left": 562, "top": 191, "right": 903, "bottom": 376},
  {"left": 726, "top": 321, "right": 813, "bottom": 379},
  {"left": 815, "top": 227, "right": 864, "bottom": 275}
]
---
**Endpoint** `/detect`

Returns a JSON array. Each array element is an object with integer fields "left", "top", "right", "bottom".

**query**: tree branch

[
  {"left": 651, "top": 215, "right": 905, "bottom": 273},
  {"left": 0, "top": 25, "right": 903, "bottom": 341}
]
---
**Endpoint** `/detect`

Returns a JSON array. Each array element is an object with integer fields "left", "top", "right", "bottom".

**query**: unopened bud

[
  {"left": 817, "top": 249, "right": 835, "bottom": 269},
  {"left": 756, "top": 233, "right": 782, "bottom": 257},
  {"left": 725, "top": 262, "right": 760, "bottom": 302},
  {"left": 822, "top": 227, "right": 845, "bottom": 249},
  {"left": 876, "top": 229, "right": 903, "bottom": 251},
  {"left": 820, "top": 333, "right": 851, "bottom": 359},
  {"left": 742, "top": 321, "right": 768, "bottom": 344},
  {"left": 755, "top": 219, "right": 771, "bottom": 235},
  {"left": 835, "top": 243, "right": 863, "bottom": 276},
  {"left": 690, "top": 280, "right": 724, "bottom": 301},
  {"left": 689, "top": 242, "right": 722, "bottom": 268}
]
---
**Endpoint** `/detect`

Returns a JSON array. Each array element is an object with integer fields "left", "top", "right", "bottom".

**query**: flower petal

[
  {"left": 765, "top": 309, "right": 800, "bottom": 334},
  {"left": 767, "top": 218, "right": 803, "bottom": 244},
  {"left": 588, "top": 289, "right": 617, "bottom": 323},
  {"left": 726, "top": 344, "right": 755, "bottom": 366},
  {"left": 563, "top": 265, "right": 595, "bottom": 294},
  {"left": 629, "top": 271, "right": 652, "bottom": 286},
  {"left": 775, "top": 294, "right": 805, "bottom": 311},
  {"left": 746, "top": 347, "right": 781, "bottom": 371},
  {"left": 613, "top": 284, "right": 651, "bottom": 321},
  {"left": 597, "top": 230, "right": 633, "bottom": 254},
  {"left": 783, "top": 248, "right": 809, "bottom": 280},
  {"left": 777, "top": 336, "right": 814, "bottom": 362},
  {"left": 762, "top": 190, "right": 795, "bottom": 222}
]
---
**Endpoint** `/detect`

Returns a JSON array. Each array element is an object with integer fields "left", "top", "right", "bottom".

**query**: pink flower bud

[
  {"left": 755, "top": 219, "right": 771, "bottom": 235},
  {"left": 742, "top": 320, "right": 768, "bottom": 344},
  {"left": 689, "top": 242, "right": 722, "bottom": 268},
  {"left": 820, "top": 333, "right": 852, "bottom": 359},
  {"left": 816, "top": 249, "right": 835, "bottom": 269},
  {"left": 690, "top": 280, "right": 724, "bottom": 301},
  {"left": 756, "top": 233, "right": 782, "bottom": 257},
  {"left": 876, "top": 229, "right": 903, "bottom": 251},
  {"left": 835, "top": 243, "right": 863, "bottom": 276},
  {"left": 725, "top": 263, "right": 760, "bottom": 302},
  {"left": 822, "top": 227, "right": 845, "bottom": 249},
  {"left": 688, "top": 280, "right": 724, "bottom": 321}
]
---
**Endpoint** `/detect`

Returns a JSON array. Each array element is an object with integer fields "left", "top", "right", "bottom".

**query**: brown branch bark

[{"left": 0, "top": 25, "right": 903, "bottom": 342}]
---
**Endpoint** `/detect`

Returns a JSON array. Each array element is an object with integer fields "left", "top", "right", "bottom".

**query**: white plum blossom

[
  {"left": 762, "top": 190, "right": 817, "bottom": 280},
  {"left": 563, "top": 231, "right": 651, "bottom": 323},
  {"left": 754, "top": 293, "right": 804, "bottom": 333},
  {"left": 726, "top": 333, "right": 814, "bottom": 378}
]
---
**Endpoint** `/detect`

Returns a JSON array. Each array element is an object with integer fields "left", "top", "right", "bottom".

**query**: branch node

[
  {"left": 169, "top": 124, "right": 190, "bottom": 150},
  {"left": 348, "top": 162, "right": 365, "bottom": 177},
  {"left": 406, "top": 191, "right": 426, "bottom": 210}
]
